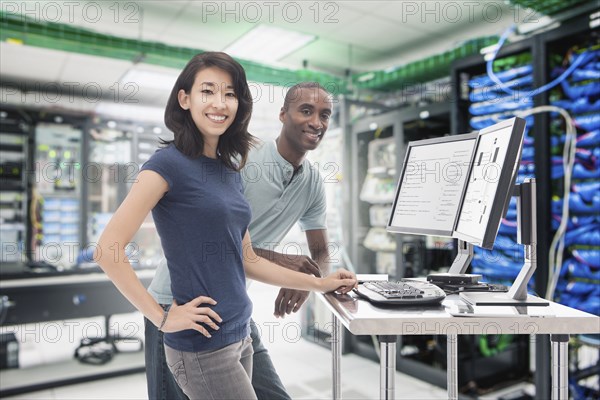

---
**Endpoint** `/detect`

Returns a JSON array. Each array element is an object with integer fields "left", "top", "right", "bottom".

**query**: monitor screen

[
  {"left": 387, "top": 133, "right": 478, "bottom": 237},
  {"left": 453, "top": 117, "right": 526, "bottom": 249}
]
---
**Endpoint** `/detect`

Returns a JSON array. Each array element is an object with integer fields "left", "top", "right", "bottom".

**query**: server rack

[
  {"left": 451, "top": 10, "right": 599, "bottom": 397},
  {"left": 540, "top": 14, "right": 600, "bottom": 399},
  {"left": 0, "top": 108, "right": 170, "bottom": 394},
  {"left": 0, "top": 107, "right": 32, "bottom": 265},
  {"left": 451, "top": 35, "right": 544, "bottom": 399}
]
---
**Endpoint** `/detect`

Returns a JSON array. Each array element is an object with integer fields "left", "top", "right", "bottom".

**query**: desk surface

[{"left": 318, "top": 292, "right": 600, "bottom": 336}]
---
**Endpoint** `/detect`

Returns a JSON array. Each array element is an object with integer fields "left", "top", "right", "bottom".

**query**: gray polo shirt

[{"left": 148, "top": 140, "right": 327, "bottom": 304}]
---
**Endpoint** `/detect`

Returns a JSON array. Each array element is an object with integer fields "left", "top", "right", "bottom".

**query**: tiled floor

[{"left": 4, "top": 282, "right": 533, "bottom": 399}]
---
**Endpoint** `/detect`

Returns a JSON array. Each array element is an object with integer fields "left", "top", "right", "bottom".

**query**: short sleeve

[
  {"left": 298, "top": 175, "right": 327, "bottom": 231},
  {"left": 140, "top": 146, "right": 175, "bottom": 190}
]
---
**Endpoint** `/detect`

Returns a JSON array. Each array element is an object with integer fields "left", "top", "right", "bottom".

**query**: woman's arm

[
  {"left": 242, "top": 231, "right": 356, "bottom": 293},
  {"left": 94, "top": 170, "right": 220, "bottom": 336}
]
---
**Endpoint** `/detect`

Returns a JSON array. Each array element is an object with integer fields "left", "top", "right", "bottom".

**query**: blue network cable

[
  {"left": 486, "top": 25, "right": 594, "bottom": 98},
  {"left": 564, "top": 224, "right": 600, "bottom": 247},
  {"left": 469, "top": 96, "right": 533, "bottom": 116},
  {"left": 577, "top": 130, "right": 600, "bottom": 147},
  {"left": 551, "top": 98, "right": 600, "bottom": 114},
  {"left": 469, "top": 64, "right": 533, "bottom": 87}
]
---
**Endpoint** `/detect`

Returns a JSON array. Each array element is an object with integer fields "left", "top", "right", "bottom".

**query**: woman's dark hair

[{"left": 163, "top": 52, "right": 255, "bottom": 170}]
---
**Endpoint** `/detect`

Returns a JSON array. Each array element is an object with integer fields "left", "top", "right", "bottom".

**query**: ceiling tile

[
  {"left": 326, "top": 15, "right": 427, "bottom": 52},
  {"left": 340, "top": 1, "right": 396, "bottom": 14},
  {"left": 361, "top": 9, "right": 517, "bottom": 71},
  {"left": 137, "top": 1, "right": 190, "bottom": 40},
  {"left": 0, "top": 43, "right": 66, "bottom": 82},
  {"left": 0, "top": 0, "right": 538, "bottom": 95},
  {"left": 67, "top": 2, "right": 147, "bottom": 41},
  {"left": 363, "top": 0, "right": 513, "bottom": 34},
  {"left": 185, "top": 0, "right": 363, "bottom": 32},
  {"left": 182, "top": 1, "right": 365, "bottom": 49},
  {"left": 59, "top": 53, "right": 131, "bottom": 87},
  {"left": 159, "top": 4, "right": 255, "bottom": 51},
  {"left": 266, "top": 2, "right": 365, "bottom": 36},
  {"left": 281, "top": 38, "right": 383, "bottom": 74}
]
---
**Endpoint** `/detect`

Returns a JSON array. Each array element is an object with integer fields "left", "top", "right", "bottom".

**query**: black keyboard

[{"left": 354, "top": 280, "right": 446, "bottom": 306}]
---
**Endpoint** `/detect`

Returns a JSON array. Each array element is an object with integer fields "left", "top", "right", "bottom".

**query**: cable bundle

[
  {"left": 467, "top": 55, "right": 536, "bottom": 288},
  {"left": 547, "top": 44, "right": 600, "bottom": 316}
]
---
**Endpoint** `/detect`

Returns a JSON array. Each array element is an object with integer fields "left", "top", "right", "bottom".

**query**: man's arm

[
  {"left": 253, "top": 247, "right": 321, "bottom": 277},
  {"left": 271, "top": 229, "right": 331, "bottom": 317},
  {"left": 305, "top": 229, "right": 331, "bottom": 276}
]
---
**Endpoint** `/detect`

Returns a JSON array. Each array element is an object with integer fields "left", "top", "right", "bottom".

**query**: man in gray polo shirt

[{"left": 145, "top": 82, "right": 334, "bottom": 400}]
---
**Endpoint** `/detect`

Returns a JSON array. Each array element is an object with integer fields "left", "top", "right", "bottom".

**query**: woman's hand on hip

[{"left": 161, "top": 295, "right": 222, "bottom": 338}]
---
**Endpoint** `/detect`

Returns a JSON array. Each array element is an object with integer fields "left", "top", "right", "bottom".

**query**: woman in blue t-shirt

[{"left": 94, "top": 52, "right": 357, "bottom": 400}]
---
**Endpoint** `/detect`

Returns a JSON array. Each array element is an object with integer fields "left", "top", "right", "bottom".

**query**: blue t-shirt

[
  {"left": 148, "top": 140, "right": 328, "bottom": 302},
  {"left": 141, "top": 144, "right": 252, "bottom": 352}
]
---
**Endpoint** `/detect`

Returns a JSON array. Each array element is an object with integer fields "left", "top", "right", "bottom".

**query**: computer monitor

[
  {"left": 387, "top": 133, "right": 479, "bottom": 237},
  {"left": 453, "top": 117, "right": 526, "bottom": 249},
  {"left": 386, "top": 117, "right": 545, "bottom": 305},
  {"left": 387, "top": 117, "right": 530, "bottom": 271}
]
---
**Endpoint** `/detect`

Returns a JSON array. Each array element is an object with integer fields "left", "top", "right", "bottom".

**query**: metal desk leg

[
  {"left": 379, "top": 336, "right": 396, "bottom": 400},
  {"left": 332, "top": 315, "right": 342, "bottom": 400},
  {"left": 551, "top": 334, "right": 569, "bottom": 400},
  {"left": 447, "top": 334, "right": 458, "bottom": 400}
]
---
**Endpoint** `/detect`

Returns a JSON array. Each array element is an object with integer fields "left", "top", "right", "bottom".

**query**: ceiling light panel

[{"left": 224, "top": 25, "right": 315, "bottom": 63}]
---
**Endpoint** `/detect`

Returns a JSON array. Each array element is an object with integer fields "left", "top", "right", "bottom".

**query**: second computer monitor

[
  {"left": 453, "top": 117, "right": 526, "bottom": 249},
  {"left": 387, "top": 133, "right": 478, "bottom": 237}
]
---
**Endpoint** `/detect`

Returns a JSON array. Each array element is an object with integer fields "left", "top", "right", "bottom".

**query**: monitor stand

[
  {"left": 459, "top": 244, "right": 548, "bottom": 306},
  {"left": 427, "top": 240, "right": 481, "bottom": 285},
  {"left": 460, "top": 179, "right": 549, "bottom": 306}
]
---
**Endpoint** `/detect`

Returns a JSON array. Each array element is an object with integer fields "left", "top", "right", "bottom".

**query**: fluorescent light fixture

[
  {"left": 517, "top": 15, "right": 554, "bottom": 35},
  {"left": 480, "top": 44, "right": 500, "bottom": 55},
  {"left": 121, "top": 69, "right": 178, "bottom": 91},
  {"left": 357, "top": 72, "right": 376, "bottom": 82},
  {"left": 224, "top": 25, "right": 315, "bottom": 63}
]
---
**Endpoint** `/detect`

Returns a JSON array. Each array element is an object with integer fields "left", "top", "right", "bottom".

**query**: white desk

[{"left": 317, "top": 292, "right": 600, "bottom": 400}]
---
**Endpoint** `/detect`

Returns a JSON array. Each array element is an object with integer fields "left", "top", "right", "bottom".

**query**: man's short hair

[{"left": 283, "top": 82, "right": 331, "bottom": 110}]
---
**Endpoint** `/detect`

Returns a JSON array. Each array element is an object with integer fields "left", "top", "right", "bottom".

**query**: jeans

[
  {"left": 165, "top": 337, "right": 256, "bottom": 400},
  {"left": 144, "top": 305, "right": 188, "bottom": 400},
  {"left": 144, "top": 311, "right": 291, "bottom": 400},
  {"left": 249, "top": 321, "right": 291, "bottom": 400}
]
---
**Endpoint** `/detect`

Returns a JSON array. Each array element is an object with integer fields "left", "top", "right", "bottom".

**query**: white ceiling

[{"left": 1, "top": 0, "right": 531, "bottom": 115}]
